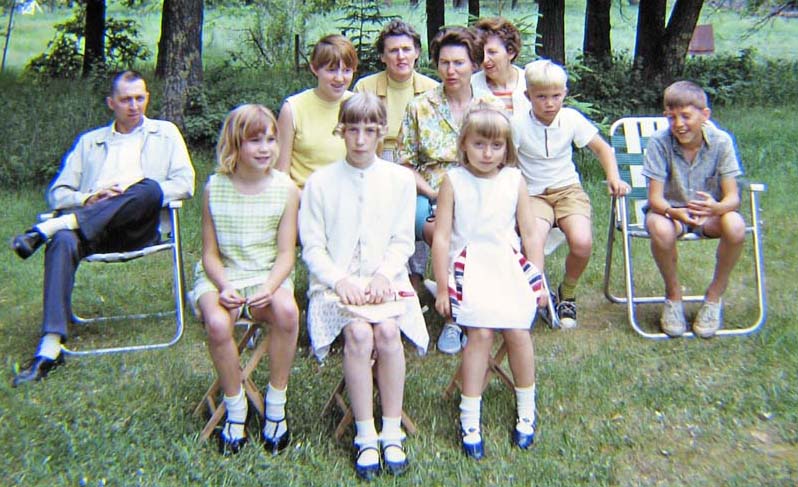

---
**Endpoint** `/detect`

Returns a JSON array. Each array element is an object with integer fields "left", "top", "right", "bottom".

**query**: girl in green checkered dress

[{"left": 192, "top": 105, "right": 300, "bottom": 455}]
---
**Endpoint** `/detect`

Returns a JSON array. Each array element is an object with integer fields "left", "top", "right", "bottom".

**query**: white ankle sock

[
  {"left": 515, "top": 384, "right": 536, "bottom": 433},
  {"left": 459, "top": 394, "right": 482, "bottom": 444},
  {"left": 380, "top": 416, "right": 406, "bottom": 463},
  {"left": 36, "top": 333, "right": 62, "bottom": 360},
  {"left": 355, "top": 419, "right": 379, "bottom": 466},
  {"left": 36, "top": 214, "right": 78, "bottom": 238},
  {"left": 265, "top": 383, "right": 287, "bottom": 419},
  {"left": 222, "top": 388, "right": 248, "bottom": 440}
]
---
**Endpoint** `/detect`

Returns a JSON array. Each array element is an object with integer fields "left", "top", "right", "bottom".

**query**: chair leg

[{"left": 195, "top": 324, "right": 269, "bottom": 442}]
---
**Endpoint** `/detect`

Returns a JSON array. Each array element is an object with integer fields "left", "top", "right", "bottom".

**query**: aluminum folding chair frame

[
  {"left": 603, "top": 117, "right": 767, "bottom": 339},
  {"left": 57, "top": 200, "right": 187, "bottom": 355}
]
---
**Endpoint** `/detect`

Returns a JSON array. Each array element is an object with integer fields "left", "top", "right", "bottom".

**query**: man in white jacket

[{"left": 11, "top": 71, "right": 195, "bottom": 386}]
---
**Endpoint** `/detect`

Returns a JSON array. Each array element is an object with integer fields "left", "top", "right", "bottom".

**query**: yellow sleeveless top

[{"left": 286, "top": 88, "right": 353, "bottom": 187}]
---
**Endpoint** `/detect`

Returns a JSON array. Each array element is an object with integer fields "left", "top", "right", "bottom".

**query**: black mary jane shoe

[
  {"left": 513, "top": 418, "right": 537, "bottom": 449},
  {"left": 11, "top": 229, "right": 46, "bottom": 260},
  {"left": 218, "top": 419, "right": 248, "bottom": 455},
  {"left": 381, "top": 443, "right": 409, "bottom": 476},
  {"left": 12, "top": 354, "right": 65, "bottom": 387},
  {"left": 354, "top": 445, "right": 381, "bottom": 481},
  {"left": 261, "top": 417, "right": 290, "bottom": 454}
]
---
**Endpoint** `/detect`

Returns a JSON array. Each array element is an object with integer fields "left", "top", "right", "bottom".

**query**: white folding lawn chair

[
  {"left": 603, "top": 117, "right": 767, "bottom": 339},
  {"left": 40, "top": 201, "right": 188, "bottom": 355}
]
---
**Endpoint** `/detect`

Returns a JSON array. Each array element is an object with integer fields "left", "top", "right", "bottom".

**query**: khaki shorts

[{"left": 528, "top": 183, "right": 592, "bottom": 226}]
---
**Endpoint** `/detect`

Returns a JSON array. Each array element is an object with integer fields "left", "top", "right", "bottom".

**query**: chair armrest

[
  {"left": 167, "top": 200, "right": 184, "bottom": 209},
  {"left": 739, "top": 178, "right": 767, "bottom": 193}
]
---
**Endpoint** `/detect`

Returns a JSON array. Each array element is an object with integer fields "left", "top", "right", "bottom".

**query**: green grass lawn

[
  {"left": 0, "top": 105, "right": 796, "bottom": 485},
  {"left": 2, "top": 0, "right": 798, "bottom": 73}
]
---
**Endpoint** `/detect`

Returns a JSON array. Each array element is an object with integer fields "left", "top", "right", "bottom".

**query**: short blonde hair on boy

[
  {"left": 663, "top": 80, "right": 709, "bottom": 110},
  {"left": 334, "top": 92, "right": 388, "bottom": 136},
  {"left": 524, "top": 59, "right": 568, "bottom": 90},
  {"left": 216, "top": 104, "right": 277, "bottom": 175},
  {"left": 457, "top": 103, "right": 519, "bottom": 168},
  {"left": 311, "top": 34, "right": 359, "bottom": 72}
]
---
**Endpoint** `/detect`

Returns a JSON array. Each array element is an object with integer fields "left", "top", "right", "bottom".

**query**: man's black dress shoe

[
  {"left": 12, "top": 229, "right": 46, "bottom": 259},
  {"left": 12, "top": 354, "right": 65, "bottom": 387}
]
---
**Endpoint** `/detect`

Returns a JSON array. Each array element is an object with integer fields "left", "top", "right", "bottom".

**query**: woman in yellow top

[
  {"left": 353, "top": 20, "right": 438, "bottom": 162},
  {"left": 276, "top": 34, "right": 358, "bottom": 188}
]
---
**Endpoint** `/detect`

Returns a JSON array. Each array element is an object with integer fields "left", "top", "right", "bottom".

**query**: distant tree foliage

[{"left": 26, "top": 6, "right": 150, "bottom": 80}]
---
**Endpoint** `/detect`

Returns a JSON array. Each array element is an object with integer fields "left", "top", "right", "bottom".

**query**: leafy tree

[
  {"left": 336, "top": 0, "right": 397, "bottom": 74},
  {"left": 426, "top": 0, "right": 445, "bottom": 56},
  {"left": 536, "top": 0, "right": 564, "bottom": 64},
  {"left": 583, "top": 0, "right": 611, "bottom": 65},
  {"left": 27, "top": 6, "right": 150, "bottom": 79},
  {"left": 156, "top": 0, "right": 204, "bottom": 130},
  {"left": 632, "top": 0, "right": 703, "bottom": 88}
]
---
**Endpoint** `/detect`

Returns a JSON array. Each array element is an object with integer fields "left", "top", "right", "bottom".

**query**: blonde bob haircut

[
  {"left": 311, "top": 34, "right": 359, "bottom": 72},
  {"left": 216, "top": 104, "right": 278, "bottom": 175},
  {"left": 524, "top": 59, "right": 568, "bottom": 90},
  {"left": 334, "top": 92, "right": 388, "bottom": 137},
  {"left": 663, "top": 80, "right": 709, "bottom": 110},
  {"left": 457, "top": 102, "right": 519, "bottom": 168}
]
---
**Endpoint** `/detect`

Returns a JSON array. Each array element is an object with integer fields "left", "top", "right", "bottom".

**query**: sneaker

[
  {"left": 660, "top": 299, "right": 687, "bottom": 337},
  {"left": 437, "top": 322, "right": 463, "bottom": 354},
  {"left": 693, "top": 300, "right": 722, "bottom": 338},
  {"left": 556, "top": 286, "right": 577, "bottom": 329}
]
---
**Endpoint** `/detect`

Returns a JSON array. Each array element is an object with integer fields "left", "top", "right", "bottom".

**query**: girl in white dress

[
  {"left": 192, "top": 105, "right": 300, "bottom": 455},
  {"left": 300, "top": 93, "right": 428, "bottom": 480},
  {"left": 431, "top": 104, "right": 548, "bottom": 459}
]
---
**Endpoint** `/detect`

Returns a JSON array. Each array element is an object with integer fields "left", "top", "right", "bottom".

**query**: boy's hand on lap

[{"left": 687, "top": 191, "right": 718, "bottom": 219}]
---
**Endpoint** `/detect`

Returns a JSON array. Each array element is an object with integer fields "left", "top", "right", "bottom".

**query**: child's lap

[{"left": 529, "top": 183, "right": 591, "bottom": 226}]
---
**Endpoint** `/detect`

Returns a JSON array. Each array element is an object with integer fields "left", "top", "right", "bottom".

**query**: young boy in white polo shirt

[{"left": 511, "top": 59, "right": 628, "bottom": 328}]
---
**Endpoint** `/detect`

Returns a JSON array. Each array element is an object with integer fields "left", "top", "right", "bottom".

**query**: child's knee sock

[
  {"left": 560, "top": 277, "right": 578, "bottom": 300},
  {"left": 515, "top": 384, "right": 536, "bottom": 433},
  {"left": 36, "top": 214, "right": 78, "bottom": 238},
  {"left": 222, "top": 387, "right": 248, "bottom": 440},
  {"left": 380, "top": 416, "right": 406, "bottom": 463},
  {"left": 459, "top": 394, "right": 482, "bottom": 444}
]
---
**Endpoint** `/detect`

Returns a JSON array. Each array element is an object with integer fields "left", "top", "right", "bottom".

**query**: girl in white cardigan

[{"left": 299, "top": 93, "right": 428, "bottom": 480}]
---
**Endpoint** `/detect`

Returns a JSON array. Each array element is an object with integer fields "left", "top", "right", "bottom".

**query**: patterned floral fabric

[{"left": 397, "top": 85, "right": 502, "bottom": 191}]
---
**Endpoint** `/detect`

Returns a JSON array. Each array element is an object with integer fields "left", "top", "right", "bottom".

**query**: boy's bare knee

[
  {"left": 721, "top": 213, "right": 746, "bottom": 244},
  {"left": 468, "top": 328, "right": 494, "bottom": 345}
]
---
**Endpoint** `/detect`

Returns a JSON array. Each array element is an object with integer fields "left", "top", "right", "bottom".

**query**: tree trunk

[
  {"left": 426, "top": 0, "right": 445, "bottom": 58},
  {"left": 583, "top": 0, "right": 612, "bottom": 64},
  {"left": 535, "top": 0, "right": 565, "bottom": 64},
  {"left": 82, "top": 0, "right": 105, "bottom": 76},
  {"left": 468, "top": 0, "right": 479, "bottom": 22},
  {"left": 156, "top": 0, "right": 204, "bottom": 130},
  {"left": 633, "top": 0, "right": 703, "bottom": 87}
]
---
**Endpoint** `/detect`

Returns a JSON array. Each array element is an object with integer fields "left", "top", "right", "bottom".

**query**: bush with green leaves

[
  {"left": 26, "top": 7, "right": 151, "bottom": 79},
  {"left": 568, "top": 49, "right": 798, "bottom": 120}
]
